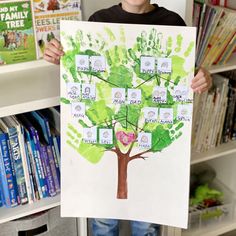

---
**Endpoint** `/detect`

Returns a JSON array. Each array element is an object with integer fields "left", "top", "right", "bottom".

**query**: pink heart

[{"left": 116, "top": 131, "right": 136, "bottom": 146}]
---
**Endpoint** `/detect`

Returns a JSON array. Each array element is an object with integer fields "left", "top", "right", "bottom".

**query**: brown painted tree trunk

[{"left": 117, "top": 153, "right": 129, "bottom": 199}]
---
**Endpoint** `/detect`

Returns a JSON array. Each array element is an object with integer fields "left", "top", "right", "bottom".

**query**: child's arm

[{"left": 192, "top": 67, "right": 212, "bottom": 93}]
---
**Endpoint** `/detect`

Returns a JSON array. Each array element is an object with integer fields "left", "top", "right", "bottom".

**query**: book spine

[
  {"left": 46, "top": 146, "right": 60, "bottom": 193},
  {"left": 44, "top": 117, "right": 61, "bottom": 182},
  {"left": 26, "top": 140, "right": 41, "bottom": 200},
  {"left": 8, "top": 127, "right": 28, "bottom": 204},
  {"left": 17, "top": 125, "right": 33, "bottom": 203},
  {"left": 6, "top": 135, "right": 20, "bottom": 204},
  {"left": 53, "top": 136, "right": 60, "bottom": 171},
  {"left": 232, "top": 109, "right": 236, "bottom": 140},
  {"left": 41, "top": 145, "right": 57, "bottom": 197},
  {"left": 56, "top": 135, "right": 60, "bottom": 154},
  {"left": 0, "top": 133, "right": 18, "bottom": 207},
  {"left": 30, "top": 128, "right": 48, "bottom": 198},
  {"left": 24, "top": 140, "right": 36, "bottom": 202}
]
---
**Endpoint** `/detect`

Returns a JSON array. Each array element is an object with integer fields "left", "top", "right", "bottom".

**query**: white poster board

[{"left": 60, "top": 20, "right": 196, "bottom": 228}]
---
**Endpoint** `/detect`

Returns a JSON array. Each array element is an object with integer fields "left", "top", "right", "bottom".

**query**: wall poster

[{"left": 60, "top": 20, "right": 196, "bottom": 228}]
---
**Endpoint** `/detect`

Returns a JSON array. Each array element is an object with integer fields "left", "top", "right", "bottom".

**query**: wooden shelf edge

[
  {"left": 191, "top": 141, "right": 236, "bottom": 165},
  {"left": 0, "top": 195, "right": 60, "bottom": 224},
  {"left": 182, "top": 219, "right": 236, "bottom": 236},
  {"left": 0, "top": 97, "right": 60, "bottom": 118},
  {"left": 0, "top": 60, "right": 55, "bottom": 75},
  {"left": 208, "top": 54, "right": 236, "bottom": 74}
]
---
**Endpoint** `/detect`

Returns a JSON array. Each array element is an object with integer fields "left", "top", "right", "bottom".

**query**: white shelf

[
  {"left": 183, "top": 218, "right": 236, "bottom": 236},
  {"left": 191, "top": 141, "right": 236, "bottom": 165},
  {"left": 0, "top": 60, "right": 60, "bottom": 118},
  {"left": 0, "top": 195, "right": 60, "bottom": 224},
  {"left": 208, "top": 54, "right": 236, "bottom": 74}
]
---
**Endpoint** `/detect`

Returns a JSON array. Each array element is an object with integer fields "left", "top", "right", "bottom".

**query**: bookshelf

[
  {"left": 0, "top": 195, "right": 60, "bottom": 224},
  {"left": 0, "top": 60, "right": 61, "bottom": 225},
  {"left": 0, "top": 60, "right": 60, "bottom": 118}
]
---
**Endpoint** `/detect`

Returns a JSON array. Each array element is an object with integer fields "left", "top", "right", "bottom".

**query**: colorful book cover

[
  {"left": 0, "top": 0, "right": 37, "bottom": 65},
  {"left": 33, "top": 0, "right": 81, "bottom": 57},
  {"left": 0, "top": 129, "right": 18, "bottom": 207}
]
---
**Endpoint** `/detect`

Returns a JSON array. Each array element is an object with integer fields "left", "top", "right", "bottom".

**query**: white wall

[{"left": 81, "top": 0, "right": 192, "bottom": 25}]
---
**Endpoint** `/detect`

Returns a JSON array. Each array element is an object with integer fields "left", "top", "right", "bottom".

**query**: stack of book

[
  {"left": 192, "top": 72, "right": 236, "bottom": 152},
  {"left": 193, "top": 0, "right": 236, "bottom": 67},
  {"left": 0, "top": 107, "right": 60, "bottom": 208}
]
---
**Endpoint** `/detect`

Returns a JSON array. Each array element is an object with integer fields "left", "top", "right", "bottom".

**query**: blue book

[
  {"left": 25, "top": 136, "right": 40, "bottom": 200},
  {"left": 2, "top": 117, "right": 28, "bottom": 204},
  {"left": 23, "top": 139, "right": 36, "bottom": 202},
  {"left": 56, "top": 135, "right": 60, "bottom": 155},
  {"left": 16, "top": 114, "right": 48, "bottom": 199},
  {"left": 0, "top": 128, "right": 18, "bottom": 207},
  {"left": 53, "top": 136, "right": 60, "bottom": 170},
  {"left": 41, "top": 145, "right": 57, "bottom": 197},
  {"left": 38, "top": 109, "right": 61, "bottom": 182},
  {"left": 46, "top": 145, "right": 60, "bottom": 193},
  {"left": 28, "top": 111, "right": 60, "bottom": 187}
]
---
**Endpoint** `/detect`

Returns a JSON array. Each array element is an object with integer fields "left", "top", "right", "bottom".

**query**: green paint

[
  {"left": 61, "top": 97, "right": 71, "bottom": 104},
  {"left": 78, "top": 142, "right": 105, "bottom": 164},
  {"left": 175, "top": 123, "right": 184, "bottom": 131},
  {"left": 184, "top": 41, "right": 195, "bottom": 57},
  {"left": 175, "top": 34, "right": 183, "bottom": 53},
  {"left": 61, "top": 25, "right": 194, "bottom": 165},
  {"left": 68, "top": 123, "right": 82, "bottom": 138},
  {"left": 104, "top": 27, "right": 116, "bottom": 42}
]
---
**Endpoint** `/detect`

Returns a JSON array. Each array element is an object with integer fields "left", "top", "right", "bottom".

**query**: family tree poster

[{"left": 60, "top": 20, "right": 196, "bottom": 228}]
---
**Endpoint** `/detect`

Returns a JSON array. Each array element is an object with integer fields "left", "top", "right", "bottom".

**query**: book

[
  {"left": 25, "top": 130, "right": 41, "bottom": 200},
  {"left": 46, "top": 145, "right": 60, "bottom": 193},
  {"left": 41, "top": 144, "right": 57, "bottom": 197},
  {"left": 0, "top": 117, "right": 28, "bottom": 204},
  {"left": 16, "top": 114, "right": 48, "bottom": 199},
  {"left": 26, "top": 111, "right": 60, "bottom": 192},
  {"left": 0, "top": 0, "right": 37, "bottom": 65},
  {"left": 0, "top": 128, "right": 19, "bottom": 207},
  {"left": 192, "top": 74, "right": 230, "bottom": 152},
  {"left": 33, "top": 0, "right": 81, "bottom": 57},
  {"left": 194, "top": 2, "right": 236, "bottom": 67},
  {"left": 11, "top": 115, "right": 33, "bottom": 203},
  {"left": 222, "top": 85, "right": 236, "bottom": 142}
]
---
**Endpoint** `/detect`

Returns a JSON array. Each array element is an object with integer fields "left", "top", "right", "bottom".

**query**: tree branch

[
  {"left": 129, "top": 155, "right": 148, "bottom": 162},
  {"left": 126, "top": 140, "right": 137, "bottom": 156},
  {"left": 128, "top": 138, "right": 161, "bottom": 163}
]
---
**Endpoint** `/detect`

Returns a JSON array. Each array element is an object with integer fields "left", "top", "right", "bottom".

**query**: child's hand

[
  {"left": 43, "top": 38, "right": 64, "bottom": 65},
  {"left": 191, "top": 67, "right": 212, "bottom": 94}
]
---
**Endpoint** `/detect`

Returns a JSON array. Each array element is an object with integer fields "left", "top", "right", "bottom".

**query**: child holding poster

[{"left": 44, "top": 0, "right": 212, "bottom": 235}]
